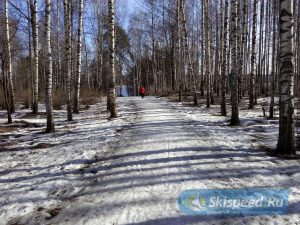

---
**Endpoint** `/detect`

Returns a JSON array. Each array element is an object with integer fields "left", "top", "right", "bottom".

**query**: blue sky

[
  {"left": 124, "top": 0, "right": 140, "bottom": 30},
  {"left": 127, "top": 0, "right": 139, "bottom": 13}
]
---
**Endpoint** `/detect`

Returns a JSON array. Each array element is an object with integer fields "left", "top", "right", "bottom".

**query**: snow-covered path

[
  {"left": 52, "top": 97, "right": 299, "bottom": 225},
  {"left": 1, "top": 97, "right": 300, "bottom": 225}
]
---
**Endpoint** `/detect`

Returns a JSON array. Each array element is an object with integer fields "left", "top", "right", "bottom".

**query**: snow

[{"left": 0, "top": 97, "right": 299, "bottom": 225}]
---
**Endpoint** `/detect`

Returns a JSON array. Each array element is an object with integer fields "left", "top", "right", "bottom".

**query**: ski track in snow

[{"left": 0, "top": 97, "right": 300, "bottom": 225}]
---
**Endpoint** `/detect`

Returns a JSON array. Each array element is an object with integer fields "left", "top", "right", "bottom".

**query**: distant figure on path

[{"left": 140, "top": 86, "right": 145, "bottom": 98}]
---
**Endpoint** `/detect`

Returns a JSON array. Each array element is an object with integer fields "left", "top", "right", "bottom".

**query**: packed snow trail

[
  {"left": 1, "top": 97, "right": 300, "bottom": 225},
  {"left": 51, "top": 97, "right": 299, "bottom": 225}
]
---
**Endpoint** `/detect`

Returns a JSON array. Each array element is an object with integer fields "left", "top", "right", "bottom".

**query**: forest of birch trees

[{"left": 0, "top": 0, "right": 299, "bottom": 156}]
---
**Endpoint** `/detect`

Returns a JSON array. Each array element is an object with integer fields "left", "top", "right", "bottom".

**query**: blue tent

[{"left": 117, "top": 86, "right": 130, "bottom": 97}]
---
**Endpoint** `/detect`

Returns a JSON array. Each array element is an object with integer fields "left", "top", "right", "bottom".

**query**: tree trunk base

[{"left": 275, "top": 154, "right": 300, "bottom": 159}]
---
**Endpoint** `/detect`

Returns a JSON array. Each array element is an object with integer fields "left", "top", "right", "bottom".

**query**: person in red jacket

[{"left": 139, "top": 86, "right": 145, "bottom": 98}]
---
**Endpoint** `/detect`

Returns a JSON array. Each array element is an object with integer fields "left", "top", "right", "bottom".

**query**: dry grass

[
  {"left": 0, "top": 126, "right": 18, "bottom": 134},
  {"left": 80, "top": 89, "right": 102, "bottom": 107},
  {"left": 0, "top": 88, "right": 31, "bottom": 109},
  {"left": 16, "top": 89, "right": 32, "bottom": 109},
  {"left": 53, "top": 89, "right": 65, "bottom": 110},
  {"left": 0, "top": 88, "right": 102, "bottom": 110},
  {"left": 0, "top": 92, "right": 6, "bottom": 110},
  {"left": 20, "top": 112, "right": 47, "bottom": 119},
  {"left": 52, "top": 88, "right": 101, "bottom": 110},
  {"left": 0, "top": 87, "right": 102, "bottom": 111}
]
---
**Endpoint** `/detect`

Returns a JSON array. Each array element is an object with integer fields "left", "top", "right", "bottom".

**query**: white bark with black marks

[
  {"left": 221, "top": 0, "right": 228, "bottom": 116},
  {"left": 64, "top": 0, "right": 73, "bottom": 121},
  {"left": 230, "top": 0, "right": 239, "bottom": 126},
  {"left": 74, "top": 0, "right": 84, "bottom": 114},
  {"left": 249, "top": 0, "right": 258, "bottom": 109},
  {"left": 108, "top": 0, "right": 117, "bottom": 118},
  {"left": 276, "top": 0, "right": 295, "bottom": 156},
  {"left": 30, "top": 0, "right": 39, "bottom": 114},
  {"left": 203, "top": 0, "right": 211, "bottom": 108},
  {"left": 180, "top": 0, "right": 197, "bottom": 105},
  {"left": 4, "top": 0, "right": 15, "bottom": 113},
  {"left": 45, "top": 0, "right": 55, "bottom": 133}
]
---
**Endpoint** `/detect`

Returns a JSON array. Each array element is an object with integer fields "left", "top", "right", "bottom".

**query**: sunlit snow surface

[{"left": 0, "top": 97, "right": 299, "bottom": 225}]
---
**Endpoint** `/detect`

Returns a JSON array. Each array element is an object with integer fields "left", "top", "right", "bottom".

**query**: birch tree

[
  {"left": 74, "top": 0, "right": 84, "bottom": 114},
  {"left": 175, "top": 0, "right": 183, "bottom": 101},
  {"left": 150, "top": 0, "right": 157, "bottom": 94},
  {"left": 257, "top": 0, "right": 265, "bottom": 97},
  {"left": 203, "top": 0, "right": 211, "bottom": 108},
  {"left": 108, "top": 0, "right": 117, "bottom": 118},
  {"left": 270, "top": 0, "right": 278, "bottom": 119},
  {"left": 276, "top": 0, "right": 295, "bottom": 156},
  {"left": 180, "top": 0, "right": 198, "bottom": 105},
  {"left": 249, "top": 0, "right": 258, "bottom": 109},
  {"left": 230, "top": 0, "right": 239, "bottom": 126},
  {"left": 214, "top": 0, "right": 220, "bottom": 98},
  {"left": 221, "top": 0, "right": 229, "bottom": 116},
  {"left": 1, "top": 49, "right": 12, "bottom": 123},
  {"left": 45, "top": 0, "right": 55, "bottom": 133},
  {"left": 64, "top": 0, "right": 73, "bottom": 121},
  {"left": 240, "top": 0, "right": 248, "bottom": 99},
  {"left": 4, "top": 0, "right": 15, "bottom": 113},
  {"left": 96, "top": 1, "right": 104, "bottom": 92},
  {"left": 30, "top": 0, "right": 39, "bottom": 114}
]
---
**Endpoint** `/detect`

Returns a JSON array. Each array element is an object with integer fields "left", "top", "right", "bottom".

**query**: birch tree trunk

[
  {"left": 264, "top": 0, "right": 271, "bottom": 96},
  {"left": 297, "top": 1, "right": 300, "bottom": 95},
  {"left": 180, "top": 0, "right": 197, "bottom": 105},
  {"left": 236, "top": 0, "right": 241, "bottom": 100},
  {"left": 108, "top": 0, "right": 117, "bottom": 118},
  {"left": 176, "top": 0, "right": 183, "bottom": 101},
  {"left": 276, "top": 0, "right": 295, "bottom": 156},
  {"left": 171, "top": 25, "right": 176, "bottom": 92},
  {"left": 240, "top": 0, "right": 247, "bottom": 99},
  {"left": 258, "top": 0, "right": 265, "bottom": 97},
  {"left": 204, "top": 0, "right": 210, "bottom": 108},
  {"left": 97, "top": 2, "right": 103, "bottom": 92},
  {"left": 230, "top": 0, "right": 239, "bottom": 126},
  {"left": 27, "top": 0, "right": 33, "bottom": 107},
  {"left": 200, "top": 2, "right": 204, "bottom": 97},
  {"left": 30, "top": 0, "right": 39, "bottom": 114},
  {"left": 74, "top": 0, "right": 83, "bottom": 114},
  {"left": 56, "top": 1, "right": 62, "bottom": 90},
  {"left": 270, "top": 0, "right": 277, "bottom": 119},
  {"left": 221, "top": 0, "right": 229, "bottom": 116},
  {"left": 214, "top": 0, "right": 220, "bottom": 98},
  {"left": 1, "top": 60, "right": 12, "bottom": 123},
  {"left": 151, "top": 1, "right": 157, "bottom": 94},
  {"left": 45, "top": 0, "right": 55, "bottom": 133},
  {"left": 64, "top": 0, "right": 73, "bottom": 121},
  {"left": 249, "top": 0, "right": 258, "bottom": 109},
  {"left": 243, "top": 0, "right": 249, "bottom": 98},
  {"left": 219, "top": 0, "right": 224, "bottom": 97},
  {"left": 4, "top": 0, "right": 15, "bottom": 113}
]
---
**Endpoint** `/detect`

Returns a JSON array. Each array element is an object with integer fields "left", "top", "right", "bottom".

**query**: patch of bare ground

[
  {"left": 15, "top": 120, "right": 44, "bottom": 128},
  {"left": 0, "top": 120, "right": 43, "bottom": 129},
  {"left": 264, "top": 147, "right": 300, "bottom": 159},
  {"left": 0, "top": 140, "right": 20, "bottom": 152},
  {"left": 0, "top": 126, "right": 18, "bottom": 134},
  {"left": 60, "top": 124, "right": 77, "bottom": 131},
  {"left": 20, "top": 112, "right": 47, "bottom": 119},
  {"left": 32, "top": 143, "right": 53, "bottom": 149},
  {"left": 46, "top": 207, "right": 62, "bottom": 219}
]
